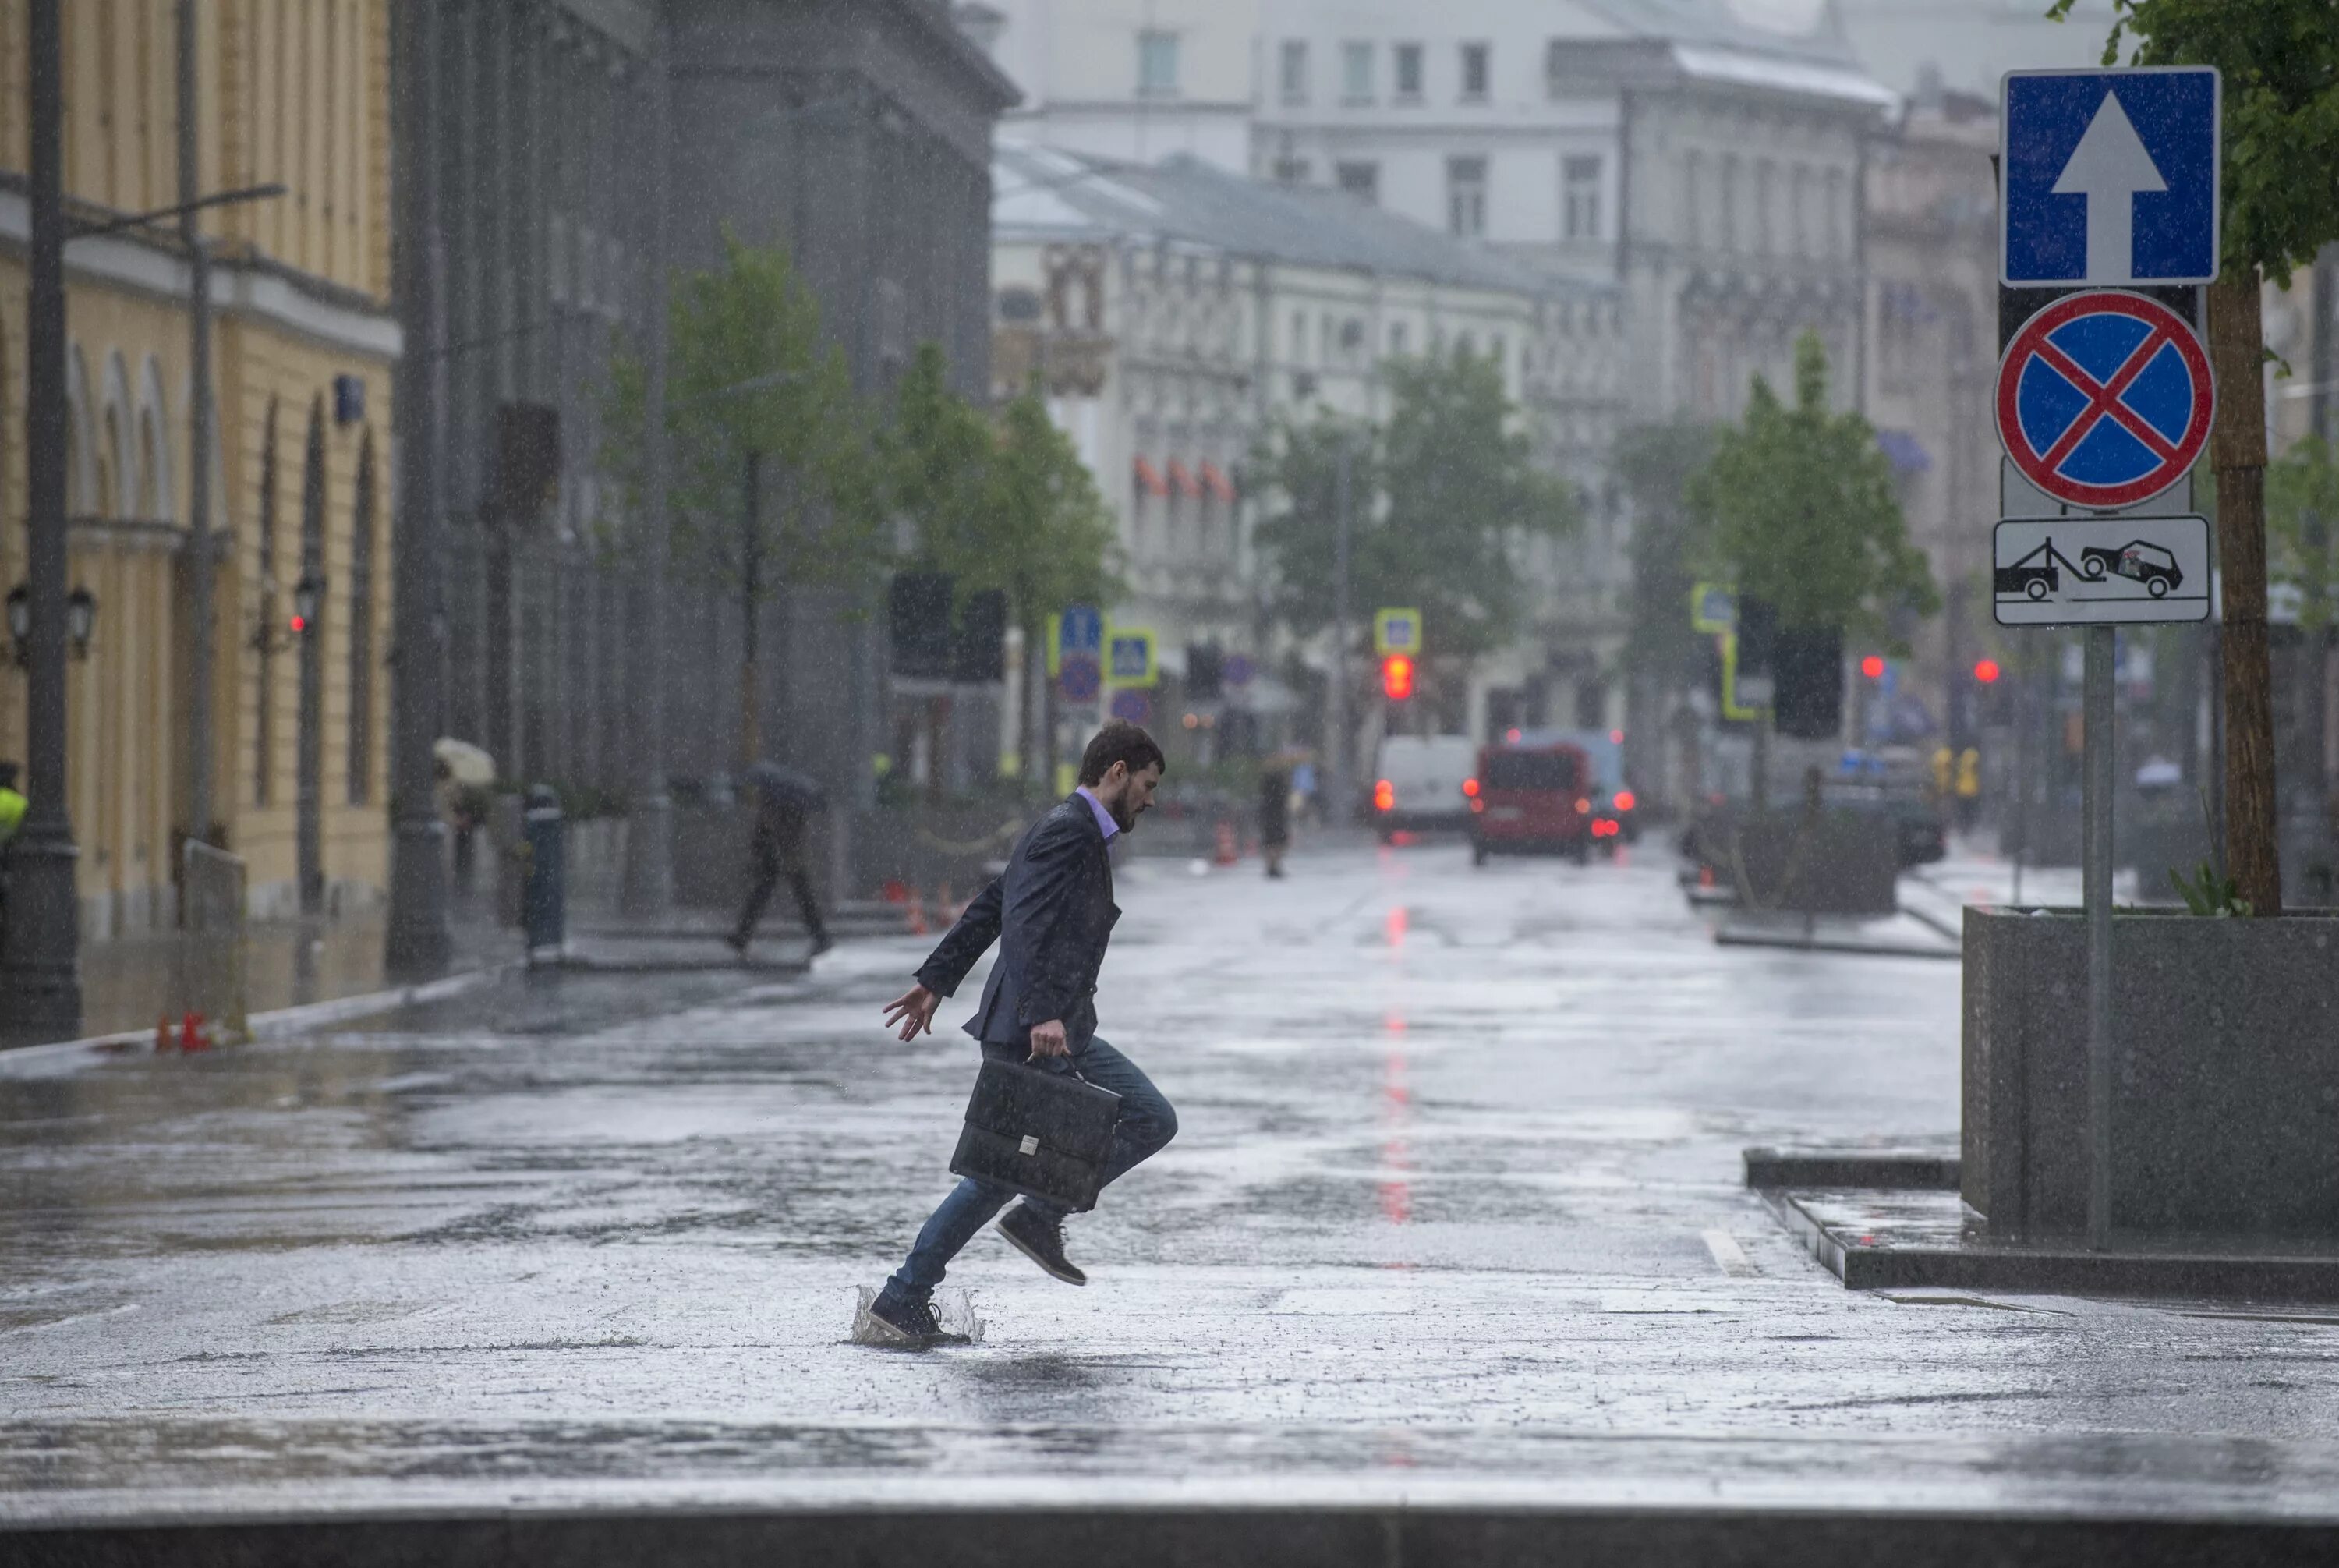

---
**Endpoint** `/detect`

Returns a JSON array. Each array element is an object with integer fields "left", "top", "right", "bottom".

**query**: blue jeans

[{"left": 882, "top": 1035, "right": 1177, "bottom": 1306}]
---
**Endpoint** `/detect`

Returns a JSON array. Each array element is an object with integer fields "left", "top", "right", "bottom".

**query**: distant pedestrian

[
  {"left": 0, "top": 761, "right": 23, "bottom": 849},
  {"left": 1257, "top": 759, "right": 1291, "bottom": 879},
  {"left": 1956, "top": 746, "right": 1982, "bottom": 834},
  {"left": 729, "top": 762, "right": 831, "bottom": 958},
  {"left": 0, "top": 761, "right": 23, "bottom": 941},
  {"left": 865, "top": 720, "right": 1173, "bottom": 1347}
]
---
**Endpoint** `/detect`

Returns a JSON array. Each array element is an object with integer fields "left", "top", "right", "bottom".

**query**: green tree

[
  {"left": 878, "top": 344, "right": 998, "bottom": 577},
  {"left": 603, "top": 233, "right": 876, "bottom": 767},
  {"left": 1690, "top": 334, "right": 1936, "bottom": 801},
  {"left": 978, "top": 388, "right": 1123, "bottom": 788},
  {"left": 1254, "top": 349, "right": 1579, "bottom": 675},
  {"left": 2268, "top": 436, "right": 2339, "bottom": 629},
  {"left": 1691, "top": 332, "right": 1937, "bottom": 640},
  {"left": 872, "top": 350, "right": 1120, "bottom": 793},
  {"left": 2051, "top": 0, "right": 2339, "bottom": 910},
  {"left": 1616, "top": 418, "right": 1723, "bottom": 679}
]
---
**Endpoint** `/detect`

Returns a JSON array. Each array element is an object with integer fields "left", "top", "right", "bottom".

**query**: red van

[{"left": 1469, "top": 741, "right": 1594, "bottom": 865}]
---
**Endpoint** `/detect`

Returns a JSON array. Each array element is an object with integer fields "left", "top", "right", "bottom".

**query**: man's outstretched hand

[
  {"left": 883, "top": 984, "right": 943, "bottom": 1041},
  {"left": 1028, "top": 1018, "right": 1070, "bottom": 1059}
]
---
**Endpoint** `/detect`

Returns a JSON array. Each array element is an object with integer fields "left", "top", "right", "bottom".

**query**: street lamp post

[
  {"left": 176, "top": 0, "right": 217, "bottom": 853},
  {"left": 621, "top": 30, "right": 676, "bottom": 919},
  {"left": 0, "top": 0, "right": 80, "bottom": 1042}
]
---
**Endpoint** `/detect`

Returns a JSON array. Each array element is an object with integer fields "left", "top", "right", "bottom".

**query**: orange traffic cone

[
  {"left": 180, "top": 1011, "right": 207, "bottom": 1053},
  {"left": 907, "top": 888, "right": 929, "bottom": 936},
  {"left": 1212, "top": 820, "right": 1239, "bottom": 865},
  {"left": 155, "top": 1016, "right": 174, "bottom": 1053}
]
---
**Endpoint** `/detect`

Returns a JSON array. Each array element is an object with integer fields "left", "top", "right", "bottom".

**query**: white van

[{"left": 1372, "top": 734, "right": 1477, "bottom": 840}]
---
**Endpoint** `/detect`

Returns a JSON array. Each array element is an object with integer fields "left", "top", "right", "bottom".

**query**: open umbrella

[
  {"left": 433, "top": 737, "right": 496, "bottom": 788},
  {"left": 744, "top": 760, "right": 827, "bottom": 812}
]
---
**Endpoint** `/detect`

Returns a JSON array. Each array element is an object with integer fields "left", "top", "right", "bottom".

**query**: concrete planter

[
  {"left": 1964, "top": 906, "right": 2339, "bottom": 1239},
  {"left": 1697, "top": 809, "right": 1899, "bottom": 916}
]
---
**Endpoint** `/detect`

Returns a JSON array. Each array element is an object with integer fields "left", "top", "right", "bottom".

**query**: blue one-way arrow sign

[{"left": 2001, "top": 67, "right": 2220, "bottom": 288}]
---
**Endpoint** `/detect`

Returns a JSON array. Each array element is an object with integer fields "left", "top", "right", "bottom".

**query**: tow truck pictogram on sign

[
  {"left": 1992, "top": 516, "right": 2210, "bottom": 627},
  {"left": 1994, "top": 290, "right": 2213, "bottom": 511}
]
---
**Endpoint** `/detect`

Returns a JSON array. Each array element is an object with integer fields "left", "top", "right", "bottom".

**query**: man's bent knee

[{"left": 1138, "top": 1100, "right": 1178, "bottom": 1152}]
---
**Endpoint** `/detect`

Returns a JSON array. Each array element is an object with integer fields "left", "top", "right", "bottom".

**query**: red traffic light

[
  {"left": 1860, "top": 654, "right": 1885, "bottom": 680},
  {"left": 288, "top": 614, "right": 307, "bottom": 634},
  {"left": 1381, "top": 653, "right": 1414, "bottom": 701},
  {"left": 1974, "top": 658, "right": 2001, "bottom": 684}
]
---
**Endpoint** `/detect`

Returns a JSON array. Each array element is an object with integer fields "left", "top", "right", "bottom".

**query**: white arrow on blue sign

[{"left": 2001, "top": 67, "right": 2220, "bottom": 288}]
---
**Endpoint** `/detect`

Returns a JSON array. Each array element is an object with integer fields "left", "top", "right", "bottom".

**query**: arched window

[
  {"left": 98, "top": 406, "right": 122, "bottom": 518},
  {"left": 138, "top": 408, "right": 162, "bottom": 519},
  {"left": 296, "top": 399, "right": 327, "bottom": 910},
  {"left": 346, "top": 432, "right": 376, "bottom": 802},
  {"left": 139, "top": 357, "right": 173, "bottom": 520}
]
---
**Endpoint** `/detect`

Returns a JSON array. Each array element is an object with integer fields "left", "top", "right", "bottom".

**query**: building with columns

[
  {"left": 993, "top": 144, "right": 1624, "bottom": 753},
  {"left": 0, "top": 0, "right": 399, "bottom": 933}
]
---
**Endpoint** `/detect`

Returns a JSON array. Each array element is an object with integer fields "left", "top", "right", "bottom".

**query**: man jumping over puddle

[{"left": 863, "top": 722, "right": 1177, "bottom": 1347}]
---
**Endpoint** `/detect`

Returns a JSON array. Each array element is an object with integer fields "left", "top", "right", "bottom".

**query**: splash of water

[{"left": 851, "top": 1284, "right": 984, "bottom": 1348}]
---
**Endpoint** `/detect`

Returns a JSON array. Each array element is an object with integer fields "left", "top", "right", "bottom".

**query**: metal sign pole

[{"left": 2083, "top": 625, "right": 2115, "bottom": 1246}]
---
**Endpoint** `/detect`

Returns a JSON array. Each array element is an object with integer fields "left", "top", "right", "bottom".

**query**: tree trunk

[
  {"left": 2209, "top": 273, "right": 2280, "bottom": 912},
  {"left": 1019, "top": 610, "right": 1049, "bottom": 797}
]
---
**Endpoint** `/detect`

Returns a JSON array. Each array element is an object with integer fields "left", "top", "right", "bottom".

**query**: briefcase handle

[{"left": 1021, "top": 1053, "right": 1093, "bottom": 1089}]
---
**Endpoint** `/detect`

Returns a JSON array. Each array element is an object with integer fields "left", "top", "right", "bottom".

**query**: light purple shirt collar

[{"left": 1074, "top": 786, "right": 1120, "bottom": 844}]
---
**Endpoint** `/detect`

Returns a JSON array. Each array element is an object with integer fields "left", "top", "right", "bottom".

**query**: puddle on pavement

[{"left": 850, "top": 1286, "right": 983, "bottom": 1348}]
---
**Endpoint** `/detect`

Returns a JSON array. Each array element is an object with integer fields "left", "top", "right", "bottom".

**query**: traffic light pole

[{"left": 1327, "top": 434, "right": 1354, "bottom": 830}]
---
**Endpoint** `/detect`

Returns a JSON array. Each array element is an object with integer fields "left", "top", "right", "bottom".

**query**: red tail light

[
  {"left": 1613, "top": 791, "right": 1635, "bottom": 813},
  {"left": 1575, "top": 798, "right": 1591, "bottom": 814},
  {"left": 1374, "top": 780, "right": 1395, "bottom": 812},
  {"left": 1462, "top": 777, "right": 1480, "bottom": 798}
]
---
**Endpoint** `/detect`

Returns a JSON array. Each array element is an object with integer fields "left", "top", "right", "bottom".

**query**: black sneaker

[
  {"left": 808, "top": 933, "right": 835, "bottom": 957},
  {"left": 724, "top": 932, "right": 750, "bottom": 957},
  {"left": 865, "top": 1292, "right": 971, "bottom": 1347},
  {"left": 997, "top": 1203, "right": 1087, "bottom": 1287}
]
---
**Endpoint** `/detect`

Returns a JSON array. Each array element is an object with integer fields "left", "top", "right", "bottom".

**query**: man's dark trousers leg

[
  {"left": 784, "top": 848, "right": 827, "bottom": 944},
  {"left": 879, "top": 1035, "right": 1176, "bottom": 1308},
  {"left": 733, "top": 839, "right": 781, "bottom": 945}
]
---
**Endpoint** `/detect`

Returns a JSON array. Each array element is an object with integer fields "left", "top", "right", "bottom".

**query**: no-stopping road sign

[{"left": 1995, "top": 290, "right": 2213, "bottom": 511}]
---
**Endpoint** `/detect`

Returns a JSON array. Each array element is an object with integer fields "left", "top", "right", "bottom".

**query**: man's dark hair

[{"left": 1077, "top": 721, "right": 1166, "bottom": 786}]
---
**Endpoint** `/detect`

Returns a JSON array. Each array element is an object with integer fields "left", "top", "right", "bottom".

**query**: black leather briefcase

[{"left": 949, "top": 1058, "right": 1122, "bottom": 1212}]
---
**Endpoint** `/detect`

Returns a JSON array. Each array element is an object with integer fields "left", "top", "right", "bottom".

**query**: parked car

[
  {"left": 1372, "top": 734, "right": 1477, "bottom": 841},
  {"left": 1470, "top": 740, "right": 1594, "bottom": 865}
]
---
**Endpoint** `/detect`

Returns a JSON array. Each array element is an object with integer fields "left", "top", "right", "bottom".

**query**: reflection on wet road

[{"left": 5, "top": 844, "right": 2339, "bottom": 1524}]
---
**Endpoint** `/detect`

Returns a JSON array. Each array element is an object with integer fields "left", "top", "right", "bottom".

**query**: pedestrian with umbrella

[{"left": 730, "top": 761, "right": 832, "bottom": 957}]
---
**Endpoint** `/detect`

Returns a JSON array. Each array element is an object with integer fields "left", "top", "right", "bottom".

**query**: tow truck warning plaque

[{"left": 1992, "top": 515, "right": 2210, "bottom": 626}]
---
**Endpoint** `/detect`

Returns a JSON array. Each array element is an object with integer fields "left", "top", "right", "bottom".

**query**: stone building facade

[
  {"left": 993, "top": 145, "right": 1623, "bottom": 758},
  {"left": 0, "top": 0, "right": 399, "bottom": 931}
]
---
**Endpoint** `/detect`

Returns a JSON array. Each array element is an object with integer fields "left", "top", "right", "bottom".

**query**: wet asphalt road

[{"left": 5, "top": 841, "right": 2339, "bottom": 1527}]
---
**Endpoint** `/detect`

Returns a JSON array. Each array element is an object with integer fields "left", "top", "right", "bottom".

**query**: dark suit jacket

[{"left": 915, "top": 795, "right": 1119, "bottom": 1050}]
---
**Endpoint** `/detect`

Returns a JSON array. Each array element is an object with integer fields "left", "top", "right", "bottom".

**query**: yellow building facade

[{"left": 0, "top": 0, "right": 397, "bottom": 934}]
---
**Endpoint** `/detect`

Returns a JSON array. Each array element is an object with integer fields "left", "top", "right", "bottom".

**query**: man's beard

[{"left": 1107, "top": 795, "right": 1138, "bottom": 833}]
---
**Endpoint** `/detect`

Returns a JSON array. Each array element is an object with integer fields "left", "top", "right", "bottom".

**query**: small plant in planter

[{"left": 2168, "top": 860, "right": 2252, "bottom": 919}]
